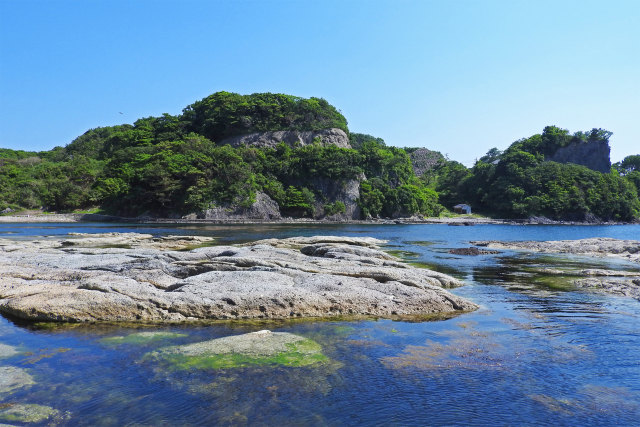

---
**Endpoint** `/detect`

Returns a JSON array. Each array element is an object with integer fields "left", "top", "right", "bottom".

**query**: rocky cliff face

[
  {"left": 409, "top": 148, "right": 444, "bottom": 177},
  {"left": 219, "top": 128, "right": 351, "bottom": 149},
  {"left": 547, "top": 140, "right": 611, "bottom": 173},
  {"left": 193, "top": 192, "right": 281, "bottom": 221},
  {"left": 312, "top": 176, "right": 362, "bottom": 220}
]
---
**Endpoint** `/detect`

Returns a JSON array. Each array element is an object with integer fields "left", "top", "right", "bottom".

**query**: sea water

[{"left": 1, "top": 223, "right": 639, "bottom": 426}]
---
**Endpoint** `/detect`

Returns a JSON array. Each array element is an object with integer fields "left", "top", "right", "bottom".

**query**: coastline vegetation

[{"left": 0, "top": 93, "right": 638, "bottom": 221}]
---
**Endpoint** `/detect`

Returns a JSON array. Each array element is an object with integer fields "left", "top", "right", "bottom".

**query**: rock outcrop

[
  {"left": 409, "top": 148, "right": 444, "bottom": 177},
  {"left": 547, "top": 140, "right": 611, "bottom": 173},
  {"left": 312, "top": 176, "right": 362, "bottom": 220},
  {"left": 194, "top": 192, "right": 281, "bottom": 221},
  {"left": 472, "top": 238, "right": 640, "bottom": 300},
  {"left": 471, "top": 238, "right": 640, "bottom": 263},
  {"left": 219, "top": 128, "right": 351, "bottom": 149},
  {"left": 0, "top": 233, "right": 476, "bottom": 323}
]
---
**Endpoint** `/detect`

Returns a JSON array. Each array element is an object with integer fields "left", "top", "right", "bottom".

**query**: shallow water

[{"left": 1, "top": 223, "right": 640, "bottom": 426}]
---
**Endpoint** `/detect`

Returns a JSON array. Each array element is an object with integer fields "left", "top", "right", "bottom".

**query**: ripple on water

[{"left": 0, "top": 223, "right": 640, "bottom": 425}]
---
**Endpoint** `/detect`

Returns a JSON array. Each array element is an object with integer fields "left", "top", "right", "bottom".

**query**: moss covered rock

[
  {"left": 0, "top": 403, "right": 61, "bottom": 423},
  {"left": 148, "top": 330, "right": 328, "bottom": 369}
]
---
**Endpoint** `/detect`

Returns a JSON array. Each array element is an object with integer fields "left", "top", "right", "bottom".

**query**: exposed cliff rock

[
  {"left": 194, "top": 192, "right": 281, "bottom": 221},
  {"left": 312, "top": 176, "right": 362, "bottom": 220},
  {"left": 219, "top": 128, "right": 351, "bottom": 149},
  {"left": 409, "top": 148, "right": 444, "bottom": 177},
  {"left": 547, "top": 140, "right": 611, "bottom": 173}
]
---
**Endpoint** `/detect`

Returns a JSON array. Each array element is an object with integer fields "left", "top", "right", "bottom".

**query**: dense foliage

[
  {"left": 440, "top": 126, "right": 640, "bottom": 221},
  {"left": 183, "top": 92, "right": 349, "bottom": 142},
  {"left": 1, "top": 94, "right": 638, "bottom": 222},
  {"left": 0, "top": 93, "right": 442, "bottom": 218}
]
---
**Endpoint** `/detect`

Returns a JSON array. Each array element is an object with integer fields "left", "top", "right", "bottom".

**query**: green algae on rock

[
  {"left": 0, "top": 366, "right": 34, "bottom": 394},
  {"left": 148, "top": 330, "right": 328, "bottom": 369},
  {"left": 0, "top": 403, "right": 61, "bottom": 423},
  {"left": 100, "top": 331, "right": 188, "bottom": 345}
]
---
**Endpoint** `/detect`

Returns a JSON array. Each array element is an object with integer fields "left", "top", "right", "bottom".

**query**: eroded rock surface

[
  {"left": 472, "top": 238, "right": 640, "bottom": 300},
  {"left": 0, "top": 233, "right": 475, "bottom": 322},
  {"left": 219, "top": 128, "right": 351, "bottom": 149},
  {"left": 472, "top": 238, "right": 640, "bottom": 263},
  {"left": 196, "top": 192, "right": 282, "bottom": 221}
]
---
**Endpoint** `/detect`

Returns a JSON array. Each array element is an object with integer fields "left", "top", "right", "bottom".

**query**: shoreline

[{"left": 0, "top": 213, "right": 636, "bottom": 226}]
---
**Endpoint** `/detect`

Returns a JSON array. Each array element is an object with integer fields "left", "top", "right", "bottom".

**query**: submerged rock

[
  {"left": 100, "top": 331, "right": 188, "bottom": 345},
  {"left": 0, "top": 403, "right": 61, "bottom": 423},
  {"left": 0, "top": 344, "right": 18, "bottom": 359},
  {"left": 148, "top": 330, "right": 327, "bottom": 369},
  {"left": 473, "top": 238, "right": 640, "bottom": 300},
  {"left": 0, "top": 233, "right": 476, "bottom": 322},
  {"left": 0, "top": 366, "right": 34, "bottom": 394}
]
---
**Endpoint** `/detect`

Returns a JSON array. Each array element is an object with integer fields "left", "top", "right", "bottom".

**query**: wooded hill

[{"left": 1, "top": 92, "right": 638, "bottom": 221}]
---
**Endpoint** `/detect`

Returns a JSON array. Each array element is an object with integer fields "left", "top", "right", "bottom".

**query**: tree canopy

[{"left": 0, "top": 95, "right": 638, "bottom": 222}]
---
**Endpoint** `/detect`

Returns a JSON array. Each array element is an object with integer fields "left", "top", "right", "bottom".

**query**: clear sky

[{"left": 1, "top": 0, "right": 638, "bottom": 166}]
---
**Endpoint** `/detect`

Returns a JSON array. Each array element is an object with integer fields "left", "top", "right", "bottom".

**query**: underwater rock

[
  {"left": 148, "top": 330, "right": 327, "bottom": 369},
  {"left": 0, "top": 366, "right": 34, "bottom": 394},
  {"left": 0, "top": 403, "right": 61, "bottom": 423},
  {"left": 0, "top": 233, "right": 476, "bottom": 322},
  {"left": 473, "top": 239, "right": 640, "bottom": 300},
  {"left": 0, "top": 344, "right": 18, "bottom": 359},
  {"left": 100, "top": 331, "right": 188, "bottom": 345}
]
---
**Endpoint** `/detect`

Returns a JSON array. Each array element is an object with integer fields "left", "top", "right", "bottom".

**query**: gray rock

[
  {"left": 220, "top": 128, "right": 350, "bottom": 149},
  {"left": 0, "top": 366, "right": 34, "bottom": 394},
  {"left": 409, "top": 148, "right": 444, "bottom": 177},
  {"left": 0, "top": 233, "right": 476, "bottom": 322},
  {"left": 572, "top": 276, "right": 640, "bottom": 300},
  {"left": 472, "top": 238, "right": 640, "bottom": 300},
  {"left": 471, "top": 238, "right": 640, "bottom": 263},
  {"left": 312, "top": 176, "right": 362, "bottom": 220},
  {"left": 199, "top": 192, "right": 281, "bottom": 220},
  {"left": 547, "top": 139, "right": 611, "bottom": 173}
]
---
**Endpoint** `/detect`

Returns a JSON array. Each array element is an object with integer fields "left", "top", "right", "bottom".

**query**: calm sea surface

[{"left": 1, "top": 222, "right": 640, "bottom": 426}]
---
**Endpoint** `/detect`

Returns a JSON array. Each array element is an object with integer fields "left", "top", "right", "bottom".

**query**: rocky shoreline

[
  {"left": 472, "top": 238, "right": 640, "bottom": 300},
  {"left": 472, "top": 238, "right": 640, "bottom": 263},
  {"left": 1, "top": 212, "right": 635, "bottom": 225},
  {"left": 0, "top": 233, "right": 477, "bottom": 323}
]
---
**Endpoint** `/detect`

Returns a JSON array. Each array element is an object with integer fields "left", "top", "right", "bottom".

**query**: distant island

[{"left": 1, "top": 91, "right": 639, "bottom": 222}]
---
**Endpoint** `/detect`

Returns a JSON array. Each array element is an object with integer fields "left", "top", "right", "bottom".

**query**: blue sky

[{"left": 1, "top": 0, "right": 638, "bottom": 165}]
